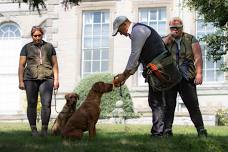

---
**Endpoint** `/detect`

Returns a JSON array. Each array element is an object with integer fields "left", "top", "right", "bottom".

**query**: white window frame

[
  {"left": 196, "top": 17, "right": 225, "bottom": 83},
  {"left": 137, "top": 7, "right": 167, "bottom": 86},
  {"left": 0, "top": 22, "right": 21, "bottom": 40},
  {"left": 81, "top": 10, "right": 110, "bottom": 77}
]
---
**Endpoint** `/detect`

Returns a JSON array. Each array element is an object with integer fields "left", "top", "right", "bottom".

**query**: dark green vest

[
  {"left": 23, "top": 41, "right": 55, "bottom": 80},
  {"left": 165, "top": 33, "right": 196, "bottom": 80}
]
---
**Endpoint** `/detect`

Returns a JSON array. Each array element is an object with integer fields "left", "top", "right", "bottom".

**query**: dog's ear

[
  {"left": 92, "top": 82, "right": 104, "bottom": 93},
  {"left": 65, "top": 93, "right": 70, "bottom": 101},
  {"left": 74, "top": 93, "right": 80, "bottom": 100}
]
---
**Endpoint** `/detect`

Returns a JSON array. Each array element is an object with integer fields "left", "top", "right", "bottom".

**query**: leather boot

[
  {"left": 197, "top": 128, "right": 208, "bottom": 137},
  {"left": 31, "top": 125, "right": 39, "bottom": 137}
]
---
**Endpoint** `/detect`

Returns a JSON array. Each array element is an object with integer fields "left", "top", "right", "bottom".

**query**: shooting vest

[
  {"left": 135, "top": 23, "right": 182, "bottom": 91},
  {"left": 22, "top": 41, "right": 55, "bottom": 80},
  {"left": 165, "top": 33, "right": 196, "bottom": 80}
]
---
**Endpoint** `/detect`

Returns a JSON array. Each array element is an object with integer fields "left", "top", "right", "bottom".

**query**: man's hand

[
  {"left": 113, "top": 73, "right": 126, "bottom": 87},
  {"left": 194, "top": 73, "right": 202, "bottom": 85}
]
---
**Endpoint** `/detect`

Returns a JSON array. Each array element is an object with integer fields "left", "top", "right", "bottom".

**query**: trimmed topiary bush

[{"left": 74, "top": 73, "right": 136, "bottom": 118}]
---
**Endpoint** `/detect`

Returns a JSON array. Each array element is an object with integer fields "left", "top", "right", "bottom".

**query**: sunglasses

[
  {"left": 33, "top": 34, "right": 42, "bottom": 37},
  {"left": 170, "top": 27, "right": 182, "bottom": 31}
]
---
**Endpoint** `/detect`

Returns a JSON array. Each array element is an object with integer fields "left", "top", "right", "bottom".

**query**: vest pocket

[
  {"left": 24, "top": 65, "right": 38, "bottom": 79},
  {"left": 179, "top": 59, "right": 196, "bottom": 81},
  {"left": 39, "top": 64, "right": 53, "bottom": 79}
]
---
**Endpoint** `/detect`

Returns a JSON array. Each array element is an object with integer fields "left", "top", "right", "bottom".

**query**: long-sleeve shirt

[{"left": 125, "top": 23, "right": 151, "bottom": 74}]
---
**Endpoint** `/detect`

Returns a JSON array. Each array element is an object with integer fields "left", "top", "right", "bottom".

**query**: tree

[
  {"left": 14, "top": 0, "right": 81, "bottom": 13},
  {"left": 185, "top": 0, "right": 228, "bottom": 70}
]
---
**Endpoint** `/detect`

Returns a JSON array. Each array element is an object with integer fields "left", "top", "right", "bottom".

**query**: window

[
  {"left": 0, "top": 22, "right": 22, "bottom": 114},
  {"left": 0, "top": 23, "right": 21, "bottom": 40},
  {"left": 82, "top": 11, "right": 110, "bottom": 77},
  {"left": 138, "top": 8, "right": 167, "bottom": 86},
  {"left": 139, "top": 8, "right": 167, "bottom": 36},
  {"left": 0, "top": 22, "right": 21, "bottom": 74},
  {"left": 196, "top": 18, "right": 224, "bottom": 82}
]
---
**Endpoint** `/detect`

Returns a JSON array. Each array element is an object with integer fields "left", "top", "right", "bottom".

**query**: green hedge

[
  {"left": 216, "top": 109, "right": 228, "bottom": 126},
  {"left": 74, "top": 73, "right": 137, "bottom": 118}
]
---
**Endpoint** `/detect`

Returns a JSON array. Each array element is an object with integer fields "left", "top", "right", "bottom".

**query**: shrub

[
  {"left": 74, "top": 73, "right": 136, "bottom": 118},
  {"left": 216, "top": 109, "right": 228, "bottom": 126}
]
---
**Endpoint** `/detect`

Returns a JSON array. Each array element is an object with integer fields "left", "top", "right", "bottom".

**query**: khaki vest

[{"left": 165, "top": 33, "right": 196, "bottom": 80}]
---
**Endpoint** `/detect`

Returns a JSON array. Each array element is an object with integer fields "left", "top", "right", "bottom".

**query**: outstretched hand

[{"left": 113, "top": 73, "right": 126, "bottom": 87}]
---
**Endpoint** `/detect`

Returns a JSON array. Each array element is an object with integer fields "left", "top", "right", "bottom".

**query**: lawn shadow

[{"left": 0, "top": 125, "right": 227, "bottom": 152}]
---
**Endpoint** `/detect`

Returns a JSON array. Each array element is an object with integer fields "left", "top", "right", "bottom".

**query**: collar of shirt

[
  {"left": 127, "top": 23, "right": 134, "bottom": 38},
  {"left": 32, "top": 40, "right": 44, "bottom": 47},
  {"left": 174, "top": 38, "right": 182, "bottom": 50}
]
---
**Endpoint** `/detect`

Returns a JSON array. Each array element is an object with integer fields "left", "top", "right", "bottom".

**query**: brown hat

[{"left": 169, "top": 17, "right": 183, "bottom": 28}]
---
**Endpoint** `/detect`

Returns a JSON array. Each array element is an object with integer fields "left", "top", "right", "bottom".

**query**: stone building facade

[{"left": 0, "top": 0, "right": 227, "bottom": 123}]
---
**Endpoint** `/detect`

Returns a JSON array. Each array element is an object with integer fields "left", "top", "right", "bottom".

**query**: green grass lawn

[{"left": 0, "top": 123, "right": 227, "bottom": 152}]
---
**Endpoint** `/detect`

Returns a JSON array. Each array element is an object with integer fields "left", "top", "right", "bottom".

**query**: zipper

[{"left": 38, "top": 46, "right": 43, "bottom": 65}]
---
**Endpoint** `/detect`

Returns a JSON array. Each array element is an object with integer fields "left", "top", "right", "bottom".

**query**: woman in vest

[
  {"left": 18, "top": 26, "right": 59, "bottom": 137},
  {"left": 112, "top": 16, "right": 181, "bottom": 137},
  {"left": 163, "top": 17, "right": 207, "bottom": 137}
]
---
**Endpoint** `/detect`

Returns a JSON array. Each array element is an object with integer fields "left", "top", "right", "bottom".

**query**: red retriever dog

[
  {"left": 51, "top": 93, "right": 79, "bottom": 135},
  {"left": 62, "top": 81, "right": 113, "bottom": 139}
]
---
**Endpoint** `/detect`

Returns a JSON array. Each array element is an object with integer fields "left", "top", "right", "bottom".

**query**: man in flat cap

[
  {"left": 112, "top": 16, "right": 181, "bottom": 136},
  {"left": 162, "top": 17, "right": 207, "bottom": 137}
]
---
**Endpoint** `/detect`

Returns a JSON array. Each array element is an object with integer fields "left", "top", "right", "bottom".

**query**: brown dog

[
  {"left": 62, "top": 81, "right": 113, "bottom": 139},
  {"left": 51, "top": 93, "right": 79, "bottom": 135}
]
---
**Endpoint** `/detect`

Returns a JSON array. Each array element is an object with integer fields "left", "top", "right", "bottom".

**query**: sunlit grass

[{"left": 0, "top": 123, "right": 227, "bottom": 152}]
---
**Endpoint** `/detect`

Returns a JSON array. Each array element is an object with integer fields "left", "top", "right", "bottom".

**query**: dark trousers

[
  {"left": 164, "top": 78, "right": 205, "bottom": 132},
  {"left": 24, "top": 79, "right": 53, "bottom": 126},
  {"left": 148, "top": 85, "right": 165, "bottom": 135}
]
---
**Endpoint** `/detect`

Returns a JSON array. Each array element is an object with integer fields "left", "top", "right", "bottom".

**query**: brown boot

[{"left": 31, "top": 125, "right": 39, "bottom": 137}]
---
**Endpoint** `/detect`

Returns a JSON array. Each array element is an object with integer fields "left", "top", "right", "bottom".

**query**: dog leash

[
  {"left": 53, "top": 89, "right": 60, "bottom": 114},
  {"left": 119, "top": 84, "right": 123, "bottom": 97}
]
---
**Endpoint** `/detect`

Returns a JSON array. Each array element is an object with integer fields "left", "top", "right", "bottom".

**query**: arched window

[
  {"left": 0, "top": 22, "right": 22, "bottom": 74},
  {"left": 0, "top": 22, "right": 22, "bottom": 114},
  {"left": 0, "top": 22, "right": 21, "bottom": 39}
]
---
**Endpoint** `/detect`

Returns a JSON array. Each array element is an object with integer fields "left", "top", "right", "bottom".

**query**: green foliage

[
  {"left": 14, "top": 0, "right": 46, "bottom": 13},
  {"left": 185, "top": 0, "right": 228, "bottom": 26},
  {"left": 185, "top": 0, "right": 228, "bottom": 70},
  {"left": 61, "top": 0, "right": 81, "bottom": 7},
  {"left": 14, "top": 0, "right": 81, "bottom": 12},
  {"left": 216, "top": 109, "right": 228, "bottom": 126},
  {"left": 201, "top": 27, "right": 228, "bottom": 62},
  {"left": 74, "top": 73, "right": 136, "bottom": 118}
]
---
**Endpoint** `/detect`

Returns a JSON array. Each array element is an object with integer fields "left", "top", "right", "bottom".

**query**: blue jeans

[{"left": 24, "top": 79, "right": 53, "bottom": 126}]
